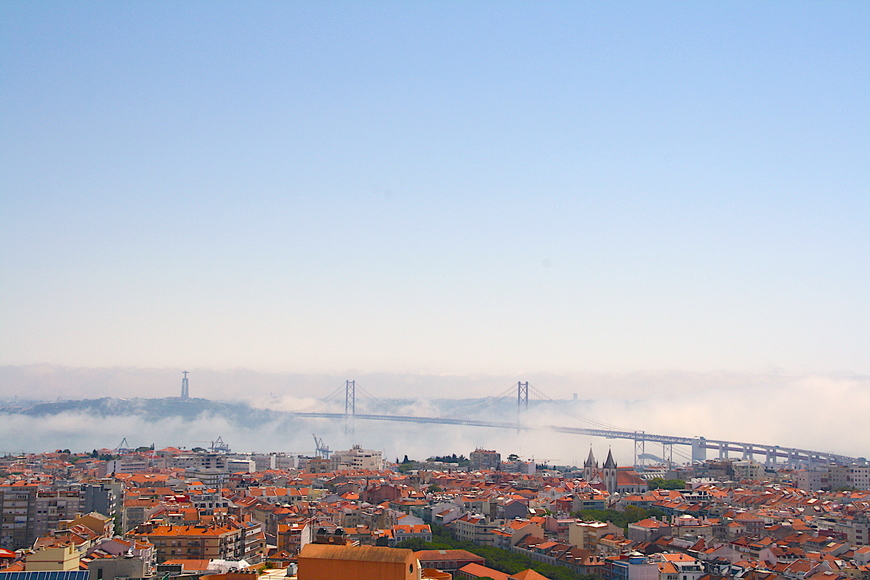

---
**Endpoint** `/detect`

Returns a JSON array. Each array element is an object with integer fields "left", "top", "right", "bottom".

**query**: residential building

[
  {"left": 392, "top": 524, "right": 432, "bottom": 545},
  {"left": 651, "top": 553, "right": 705, "bottom": 580},
  {"left": 628, "top": 518, "right": 672, "bottom": 542},
  {"left": 83, "top": 482, "right": 121, "bottom": 519},
  {"left": 330, "top": 445, "right": 384, "bottom": 471},
  {"left": 0, "top": 483, "right": 39, "bottom": 549},
  {"left": 470, "top": 449, "right": 500, "bottom": 471},
  {"left": 731, "top": 460, "right": 765, "bottom": 481},
  {"left": 606, "top": 553, "right": 660, "bottom": 580},
  {"left": 829, "top": 464, "right": 870, "bottom": 491},
  {"left": 99, "top": 457, "right": 150, "bottom": 476},
  {"left": 87, "top": 555, "right": 148, "bottom": 580},
  {"left": 128, "top": 523, "right": 242, "bottom": 563},
  {"left": 795, "top": 470, "right": 830, "bottom": 492},
  {"left": 451, "top": 514, "right": 500, "bottom": 546},
  {"left": 34, "top": 490, "right": 85, "bottom": 540},
  {"left": 569, "top": 521, "right": 623, "bottom": 550},
  {"left": 415, "top": 549, "right": 486, "bottom": 572},
  {"left": 25, "top": 545, "right": 80, "bottom": 571}
]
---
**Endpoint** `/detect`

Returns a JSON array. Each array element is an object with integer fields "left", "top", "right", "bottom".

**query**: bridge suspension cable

[
  {"left": 353, "top": 383, "right": 398, "bottom": 414},
  {"left": 295, "top": 383, "right": 348, "bottom": 413},
  {"left": 526, "top": 384, "right": 633, "bottom": 432},
  {"left": 358, "top": 382, "right": 524, "bottom": 421},
  {"left": 452, "top": 384, "right": 518, "bottom": 419}
]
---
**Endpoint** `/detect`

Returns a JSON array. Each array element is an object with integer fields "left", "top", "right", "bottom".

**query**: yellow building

[
  {"left": 569, "top": 520, "right": 622, "bottom": 550},
  {"left": 298, "top": 544, "right": 421, "bottom": 580},
  {"left": 67, "top": 512, "right": 113, "bottom": 538},
  {"left": 25, "top": 544, "right": 80, "bottom": 571}
]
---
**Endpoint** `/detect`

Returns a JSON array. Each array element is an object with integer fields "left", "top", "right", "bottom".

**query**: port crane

[{"left": 312, "top": 434, "right": 331, "bottom": 459}]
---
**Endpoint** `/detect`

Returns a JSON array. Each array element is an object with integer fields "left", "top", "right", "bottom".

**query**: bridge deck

[{"left": 290, "top": 411, "right": 860, "bottom": 464}]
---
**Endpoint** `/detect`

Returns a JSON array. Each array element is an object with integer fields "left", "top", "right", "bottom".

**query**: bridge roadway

[{"left": 290, "top": 411, "right": 862, "bottom": 466}]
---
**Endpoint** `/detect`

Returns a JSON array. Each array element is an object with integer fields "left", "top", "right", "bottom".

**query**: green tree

[
  {"left": 397, "top": 524, "right": 596, "bottom": 580},
  {"left": 647, "top": 477, "right": 686, "bottom": 490},
  {"left": 397, "top": 460, "right": 420, "bottom": 474},
  {"left": 396, "top": 538, "right": 428, "bottom": 551},
  {"left": 428, "top": 453, "right": 470, "bottom": 466},
  {"left": 571, "top": 507, "right": 665, "bottom": 531}
]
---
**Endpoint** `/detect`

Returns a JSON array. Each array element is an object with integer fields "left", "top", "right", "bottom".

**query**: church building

[{"left": 583, "top": 448, "right": 648, "bottom": 495}]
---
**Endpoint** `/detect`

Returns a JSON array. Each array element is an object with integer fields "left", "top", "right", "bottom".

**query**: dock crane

[
  {"left": 210, "top": 436, "right": 230, "bottom": 453},
  {"left": 115, "top": 438, "right": 133, "bottom": 454},
  {"left": 312, "top": 434, "right": 331, "bottom": 459}
]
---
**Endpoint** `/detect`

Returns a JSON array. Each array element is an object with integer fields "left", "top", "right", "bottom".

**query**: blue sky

[{"left": 2, "top": 2, "right": 868, "bottom": 381}]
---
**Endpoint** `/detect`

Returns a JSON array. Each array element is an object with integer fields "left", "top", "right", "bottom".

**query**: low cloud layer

[{"left": 1, "top": 365, "right": 867, "bottom": 463}]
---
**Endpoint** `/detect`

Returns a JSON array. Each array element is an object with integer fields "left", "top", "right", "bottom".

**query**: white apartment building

[{"left": 329, "top": 445, "right": 384, "bottom": 471}]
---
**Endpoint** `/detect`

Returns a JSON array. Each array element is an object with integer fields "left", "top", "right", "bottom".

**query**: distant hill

[{"left": 3, "top": 397, "right": 285, "bottom": 424}]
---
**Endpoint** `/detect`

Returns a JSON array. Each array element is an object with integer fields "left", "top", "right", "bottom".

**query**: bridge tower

[
  {"left": 691, "top": 437, "right": 707, "bottom": 463},
  {"left": 181, "top": 371, "right": 189, "bottom": 400},
  {"left": 662, "top": 442, "right": 673, "bottom": 469},
  {"left": 633, "top": 432, "right": 645, "bottom": 467},
  {"left": 517, "top": 381, "right": 529, "bottom": 412},
  {"left": 345, "top": 380, "right": 355, "bottom": 435},
  {"left": 517, "top": 381, "right": 529, "bottom": 432}
]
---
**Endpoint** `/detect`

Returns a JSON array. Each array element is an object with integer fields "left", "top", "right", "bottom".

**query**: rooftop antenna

[{"left": 181, "top": 370, "right": 189, "bottom": 399}]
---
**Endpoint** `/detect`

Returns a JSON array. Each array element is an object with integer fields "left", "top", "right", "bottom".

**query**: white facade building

[{"left": 330, "top": 445, "right": 384, "bottom": 471}]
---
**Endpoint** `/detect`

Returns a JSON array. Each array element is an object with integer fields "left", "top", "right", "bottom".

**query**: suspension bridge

[{"left": 288, "top": 380, "right": 863, "bottom": 468}]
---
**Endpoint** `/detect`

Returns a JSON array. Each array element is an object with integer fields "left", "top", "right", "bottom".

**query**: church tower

[
  {"left": 583, "top": 447, "right": 598, "bottom": 482},
  {"left": 603, "top": 448, "right": 618, "bottom": 494}
]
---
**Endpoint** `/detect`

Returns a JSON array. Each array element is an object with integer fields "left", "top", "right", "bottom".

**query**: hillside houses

[{"left": 0, "top": 447, "right": 869, "bottom": 580}]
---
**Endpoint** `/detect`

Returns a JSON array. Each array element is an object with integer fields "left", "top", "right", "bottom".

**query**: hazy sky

[{"left": 2, "top": 2, "right": 869, "bottom": 379}]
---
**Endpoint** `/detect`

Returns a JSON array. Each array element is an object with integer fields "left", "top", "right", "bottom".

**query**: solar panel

[{"left": 0, "top": 571, "right": 88, "bottom": 580}]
